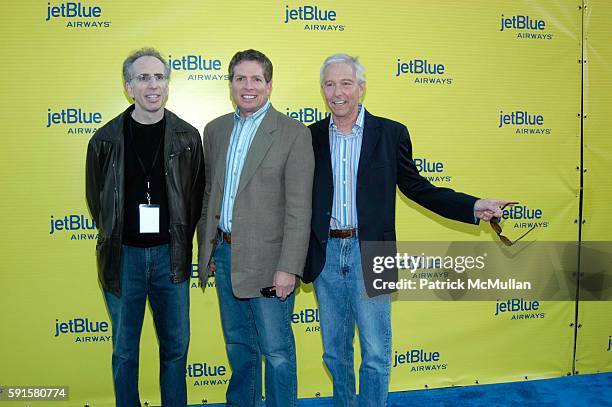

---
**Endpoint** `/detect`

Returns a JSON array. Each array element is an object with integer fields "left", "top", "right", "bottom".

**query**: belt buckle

[
  {"left": 330, "top": 228, "right": 356, "bottom": 239},
  {"left": 217, "top": 228, "right": 231, "bottom": 244}
]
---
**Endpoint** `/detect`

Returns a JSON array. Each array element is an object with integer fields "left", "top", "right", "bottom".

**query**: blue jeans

[
  {"left": 313, "top": 237, "right": 391, "bottom": 407},
  {"left": 213, "top": 240, "right": 297, "bottom": 407},
  {"left": 104, "top": 244, "right": 190, "bottom": 407}
]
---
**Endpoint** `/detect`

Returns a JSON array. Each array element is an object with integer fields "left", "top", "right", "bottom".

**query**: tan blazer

[{"left": 197, "top": 106, "right": 314, "bottom": 298}]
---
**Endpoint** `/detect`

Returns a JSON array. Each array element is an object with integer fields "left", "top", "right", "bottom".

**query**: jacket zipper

[
  {"left": 165, "top": 144, "right": 191, "bottom": 280},
  {"left": 112, "top": 161, "right": 118, "bottom": 232}
]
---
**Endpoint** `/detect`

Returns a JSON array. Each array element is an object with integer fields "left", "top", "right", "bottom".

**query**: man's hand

[
  {"left": 208, "top": 258, "right": 216, "bottom": 274},
  {"left": 474, "top": 199, "right": 517, "bottom": 221},
  {"left": 273, "top": 271, "right": 296, "bottom": 300}
]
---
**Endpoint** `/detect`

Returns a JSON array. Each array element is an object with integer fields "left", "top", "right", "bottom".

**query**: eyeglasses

[
  {"left": 132, "top": 73, "right": 168, "bottom": 83},
  {"left": 490, "top": 202, "right": 536, "bottom": 246}
]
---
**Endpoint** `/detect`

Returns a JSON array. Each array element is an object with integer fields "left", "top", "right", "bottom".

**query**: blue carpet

[
  {"left": 196, "top": 372, "right": 612, "bottom": 406},
  {"left": 382, "top": 373, "right": 612, "bottom": 407}
]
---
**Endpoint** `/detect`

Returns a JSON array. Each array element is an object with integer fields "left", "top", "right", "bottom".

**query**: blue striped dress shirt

[
  {"left": 219, "top": 100, "right": 271, "bottom": 233},
  {"left": 329, "top": 105, "right": 365, "bottom": 230}
]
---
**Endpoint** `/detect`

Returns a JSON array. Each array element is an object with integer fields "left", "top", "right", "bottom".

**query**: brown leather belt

[
  {"left": 329, "top": 228, "right": 357, "bottom": 239},
  {"left": 217, "top": 228, "right": 232, "bottom": 244}
]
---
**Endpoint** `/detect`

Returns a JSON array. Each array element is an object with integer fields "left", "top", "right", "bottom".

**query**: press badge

[{"left": 139, "top": 204, "right": 160, "bottom": 233}]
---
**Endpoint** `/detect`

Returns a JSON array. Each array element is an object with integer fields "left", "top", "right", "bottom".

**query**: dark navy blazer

[{"left": 302, "top": 110, "right": 479, "bottom": 287}]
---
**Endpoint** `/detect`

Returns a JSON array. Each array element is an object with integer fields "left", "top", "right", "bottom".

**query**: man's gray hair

[
  {"left": 122, "top": 47, "right": 171, "bottom": 82},
  {"left": 320, "top": 53, "right": 366, "bottom": 86}
]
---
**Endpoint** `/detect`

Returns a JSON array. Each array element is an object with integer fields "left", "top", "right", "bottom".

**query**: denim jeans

[
  {"left": 104, "top": 244, "right": 190, "bottom": 407},
  {"left": 313, "top": 236, "right": 391, "bottom": 407},
  {"left": 213, "top": 240, "right": 297, "bottom": 407}
]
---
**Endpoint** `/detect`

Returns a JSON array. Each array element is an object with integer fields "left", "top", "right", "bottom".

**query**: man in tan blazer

[{"left": 197, "top": 49, "right": 313, "bottom": 407}]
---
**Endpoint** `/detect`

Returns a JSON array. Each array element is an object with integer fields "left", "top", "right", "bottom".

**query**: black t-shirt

[{"left": 122, "top": 114, "right": 170, "bottom": 247}]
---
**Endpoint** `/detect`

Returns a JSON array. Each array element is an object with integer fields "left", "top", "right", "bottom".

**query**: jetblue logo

[
  {"left": 284, "top": 5, "right": 345, "bottom": 31},
  {"left": 501, "top": 205, "right": 549, "bottom": 229},
  {"left": 291, "top": 308, "right": 319, "bottom": 323},
  {"left": 190, "top": 264, "right": 216, "bottom": 289},
  {"left": 396, "top": 58, "right": 452, "bottom": 85},
  {"left": 187, "top": 362, "right": 229, "bottom": 386},
  {"left": 46, "top": 2, "right": 101, "bottom": 20},
  {"left": 46, "top": 2, "right": 111, "bottom": 28},
  {"left": 54, "top": 317, "right": 110, "bottom": 343},
  {"left": 292, "top": 308, "right": 320, "bottom": 332},
  {"left": 498, "top": 110, "right": 551, "bottom": 135},
  {"left": 168, "top": 55, "right": 228, "bottom": 81},
  {"left": 500, "top": 15, "right": 545, "bottom": 31},
  {"left": 414, "top": 158, "right": 452, "bottom": 183},
  {"left": 607, "top": 336, "right": 611, "bottom": 352},
  {"left": 49, "top": 214, "right": 97, "bottom": 240},
  {"left": 285, "top": 107, "right": 329, "bottom": 125},
  {"left": 47, "top": 108, "right": 102, "bottom": 135},
  {"left": 495, "top": 298, "right": 545, "bottom": 320},
  {"left": 499, "top": 15, "right": 552, "bottom": 40},
  {"left": 393, "top": 349, "right": 447, "bottom": 372}
]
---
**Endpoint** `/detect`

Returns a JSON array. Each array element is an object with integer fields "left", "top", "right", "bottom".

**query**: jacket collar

[
  {"left": 214, "top": 105, "right": 280, "bottom": 194},
  {"left": 313, "top": 109, "right": 381, "bottom": 177},
  {"left": 235, "top": 104, "right": 278, "bottom": 195},
  {"left": 358, "top": 110, "right": 381, "bottom": 176}
]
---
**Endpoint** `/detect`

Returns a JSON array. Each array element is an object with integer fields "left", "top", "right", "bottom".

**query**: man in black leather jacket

[{"left": 85, "top": 47, "right": 204, "bottom": 407}]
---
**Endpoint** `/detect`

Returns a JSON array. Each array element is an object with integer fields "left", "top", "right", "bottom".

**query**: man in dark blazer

[{"left": 303, "top": 53, "right": 509, "bottom": 407}]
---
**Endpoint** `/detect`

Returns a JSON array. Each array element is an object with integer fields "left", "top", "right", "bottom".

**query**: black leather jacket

[{"left": 86, "top": 106, "right": 205, "bottom": 295}]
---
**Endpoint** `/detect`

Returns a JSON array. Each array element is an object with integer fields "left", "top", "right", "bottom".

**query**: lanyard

[{"left": 126, "top": 117, "right": 165, "bottom": 205}]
